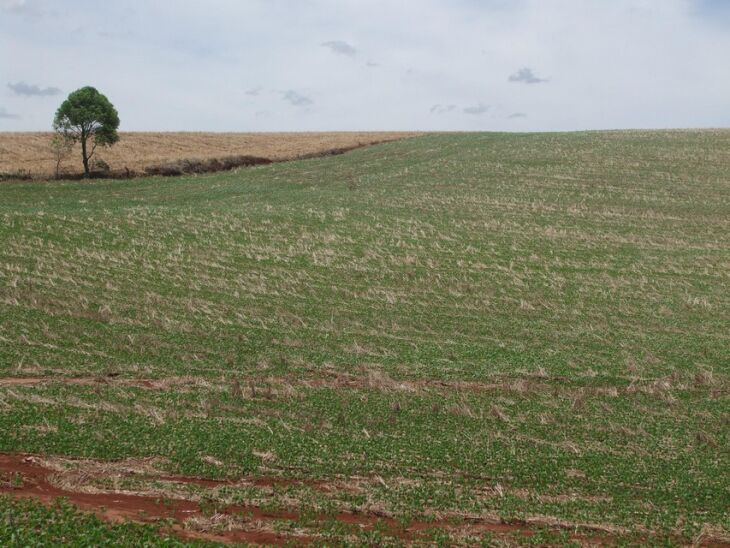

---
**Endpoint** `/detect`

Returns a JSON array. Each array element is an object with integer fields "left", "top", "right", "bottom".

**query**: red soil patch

[
  {"left": 0, "top": 453, "right": 541, "bottom": 545},
  {"left": 1, "top": 453, "right": 709, "bottom": 546},
  {"left": 0, "top": 454, "right": 307, "bottom": 545}
]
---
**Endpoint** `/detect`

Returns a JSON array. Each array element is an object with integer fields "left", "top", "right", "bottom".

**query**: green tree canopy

[{"left": 53, "top": 86, "right": 120, "bottom": 177}]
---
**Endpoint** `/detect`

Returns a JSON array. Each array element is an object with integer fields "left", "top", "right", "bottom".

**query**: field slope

[{"left": 0, "top": 131, "right": 729, "bottom": 545}]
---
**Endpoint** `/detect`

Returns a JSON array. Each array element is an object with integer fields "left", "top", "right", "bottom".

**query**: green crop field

[{"left": 0, "top": 131, "right": 728, "bottom": 546}]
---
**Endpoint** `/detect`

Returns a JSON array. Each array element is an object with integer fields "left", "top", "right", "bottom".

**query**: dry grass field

[{"left": 0, "top": 132, "right": 418, "bottom": 178}]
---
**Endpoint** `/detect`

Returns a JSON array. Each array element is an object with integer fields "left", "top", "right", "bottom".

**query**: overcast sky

[{"left": 1, "top": 0, "right": 729, "bottom": 131}]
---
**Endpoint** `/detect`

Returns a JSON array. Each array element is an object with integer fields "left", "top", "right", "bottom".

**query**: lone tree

[{"left": 53, "top": 86, "right": 119, "bottom": 177}]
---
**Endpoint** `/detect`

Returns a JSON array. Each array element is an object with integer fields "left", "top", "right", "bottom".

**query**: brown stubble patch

[
  {"left": 31, "top": 453, "right": 332, "bottom": 494},
  {"left": 2, "top": 367, "right": 726, "bottom": 402},
  {"left": 0, "top": 132, "right": 420, "bottom": 178}
]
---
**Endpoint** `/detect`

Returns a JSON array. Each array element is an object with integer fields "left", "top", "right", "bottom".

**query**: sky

[{"left": 1, "top": 0, "right": 729, "bottom": 132}]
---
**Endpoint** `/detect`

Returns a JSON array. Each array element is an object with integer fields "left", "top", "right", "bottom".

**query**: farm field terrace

[{"left": 0, "top": 131, "right": 728, "bottom": 546}]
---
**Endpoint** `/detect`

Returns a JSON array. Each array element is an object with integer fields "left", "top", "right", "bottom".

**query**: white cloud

[
  {"left": 321, "top": 40, "right": 357, "bottom": 57},
  {"left": 0, "top": 107, "right": 21, "bottom": 119},
  {"left": 282, "top": 90, "right": 313, "bottom": 107},
  {"left": 430, "top": 104, "right": 458, "bottom": 114},
  {"left": 463, "top": 103, "right": 490, "bottom": 115},
  {"left": 0, "top": 0, "right": 728, "bottom": 131},
  {"left": 0, "top": 0, "right": 27, "bottom": 11},
  {"left": 508, "top": 68, "right": 548, "bottom": 84},
  {"left": 8, "top": 81, "right": 61, "bottom": 96}
]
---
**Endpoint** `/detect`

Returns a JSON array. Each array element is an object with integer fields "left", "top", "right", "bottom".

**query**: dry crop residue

[{"left": 0, "top": 132, "right": 419, "bottom": 178}]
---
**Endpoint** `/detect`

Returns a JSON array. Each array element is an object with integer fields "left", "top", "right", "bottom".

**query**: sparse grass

[
  {"left": 0, "top": 130, "right": 728, "bottom": 545},
  {"left": 0, "top": 496, "right": 195, "bottom": 546}
]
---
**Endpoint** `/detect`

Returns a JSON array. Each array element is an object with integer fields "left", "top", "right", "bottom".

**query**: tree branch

[{"left": 87, "top": 140, "right": 98, "bottom": 162}]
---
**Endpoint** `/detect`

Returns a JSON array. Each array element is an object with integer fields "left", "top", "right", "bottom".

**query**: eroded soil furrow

[
  {"left": 0, "top": 454, "right": 310, "bottom": 545},
  {"left": 0, "top": 452, "right": 630, "bottom": 546}
]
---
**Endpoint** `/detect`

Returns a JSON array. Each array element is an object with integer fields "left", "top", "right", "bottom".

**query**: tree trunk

[{"left": 81, "top": 133, "right": 90, "bottom": 177}]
